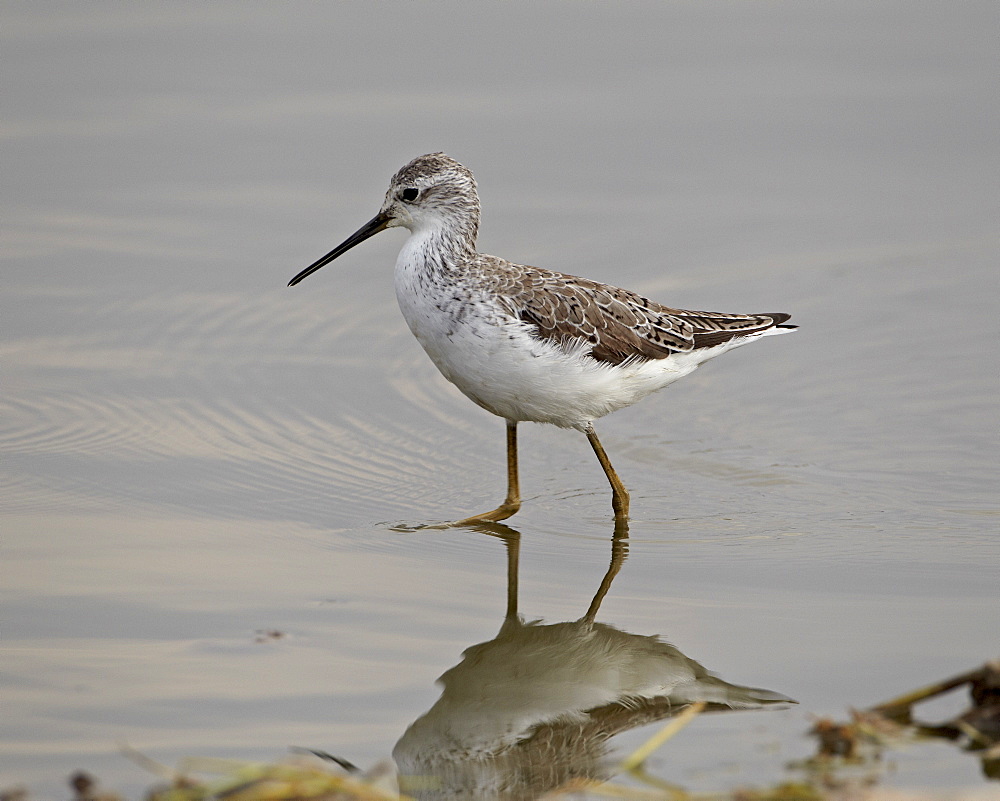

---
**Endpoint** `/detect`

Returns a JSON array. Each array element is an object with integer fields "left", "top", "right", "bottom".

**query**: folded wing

[{"left": 495, "top": 262, "right": 794, "bottom": 366}]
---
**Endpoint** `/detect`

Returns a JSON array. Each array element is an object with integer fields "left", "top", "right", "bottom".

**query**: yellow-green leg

[
  {"left": 585, "top": 423, "right": 630, "bottom": 519},
  {"left": 453, "top": 420, "right": 521, "bottom": 525}
]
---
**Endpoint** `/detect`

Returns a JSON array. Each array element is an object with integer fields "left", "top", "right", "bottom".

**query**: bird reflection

[{"left": 393, "top": 521, "right": 793, "bottom": 800}]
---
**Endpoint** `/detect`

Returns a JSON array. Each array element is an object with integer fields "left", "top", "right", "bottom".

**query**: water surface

[{"left": 3, "top": 3, "right": 998, "bottom": 798}]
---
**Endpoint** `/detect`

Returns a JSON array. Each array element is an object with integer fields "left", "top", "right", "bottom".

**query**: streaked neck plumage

[{"left": 402, "top": 216, "right": 479, "bottom": 275}]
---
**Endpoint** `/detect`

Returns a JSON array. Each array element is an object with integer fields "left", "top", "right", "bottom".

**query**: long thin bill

[{"left": 288, "top": 212, "right": 390, "bottom": 287}]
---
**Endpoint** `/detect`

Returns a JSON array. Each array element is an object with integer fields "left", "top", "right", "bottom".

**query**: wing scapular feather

[{"left": 494, "top": 261, "right": 794, "bottom": 366}]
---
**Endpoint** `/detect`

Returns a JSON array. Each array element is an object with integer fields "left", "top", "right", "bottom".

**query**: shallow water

[{"left": 3, "top": 3, "right": 999, "bottom": 798}]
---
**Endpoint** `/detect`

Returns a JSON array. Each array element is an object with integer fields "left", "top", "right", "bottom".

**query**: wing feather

[{"left": 486, "top": 258, "right": 793, "bottom": 366}]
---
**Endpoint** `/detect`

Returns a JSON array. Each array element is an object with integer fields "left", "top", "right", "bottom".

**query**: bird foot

[{"left": 450, "top": 500, "right": 521, "bottom": 527}]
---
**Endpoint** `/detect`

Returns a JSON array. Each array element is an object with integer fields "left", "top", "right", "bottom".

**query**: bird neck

[{"left": 405, "top": 218, "right": 478, "bottom": 271}]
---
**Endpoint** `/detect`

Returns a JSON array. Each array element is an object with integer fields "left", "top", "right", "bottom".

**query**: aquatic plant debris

[{"left": 619, "top": 701, "right": 707, "bottom": 772}]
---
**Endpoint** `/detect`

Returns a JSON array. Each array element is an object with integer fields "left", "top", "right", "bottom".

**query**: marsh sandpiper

[{"left": 289, "top": 153, "right": 794, "bottom": 523}]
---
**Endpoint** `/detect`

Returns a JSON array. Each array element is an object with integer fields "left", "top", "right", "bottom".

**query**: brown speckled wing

[{"left": 485, "top": 258, "right": 792, "bottom": 366}]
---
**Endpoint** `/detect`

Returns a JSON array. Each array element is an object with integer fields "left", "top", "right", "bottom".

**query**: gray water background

[{"left": 3, "top": 2, "right": 998, "bottom": 797}]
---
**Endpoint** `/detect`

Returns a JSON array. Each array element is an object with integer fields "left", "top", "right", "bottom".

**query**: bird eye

[{"left": 401, "top": 187, "right": 419, "bottom": 201}]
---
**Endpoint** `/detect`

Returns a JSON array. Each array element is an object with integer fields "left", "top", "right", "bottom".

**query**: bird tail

[{"left": 761, "top": 312, "right": 797, "bottom": 331}]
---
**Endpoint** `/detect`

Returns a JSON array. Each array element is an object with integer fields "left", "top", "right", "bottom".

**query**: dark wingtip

[{"left": 761, "top": 312, "right": 793, "bottom": 326}]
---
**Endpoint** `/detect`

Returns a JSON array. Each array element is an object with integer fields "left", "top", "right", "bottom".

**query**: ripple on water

[
  {"left": 4, "top": 287, "right": 501, "bottom": 523},
  {"left": 3, "top": 386, "right": 499, "bottom": 522}
]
